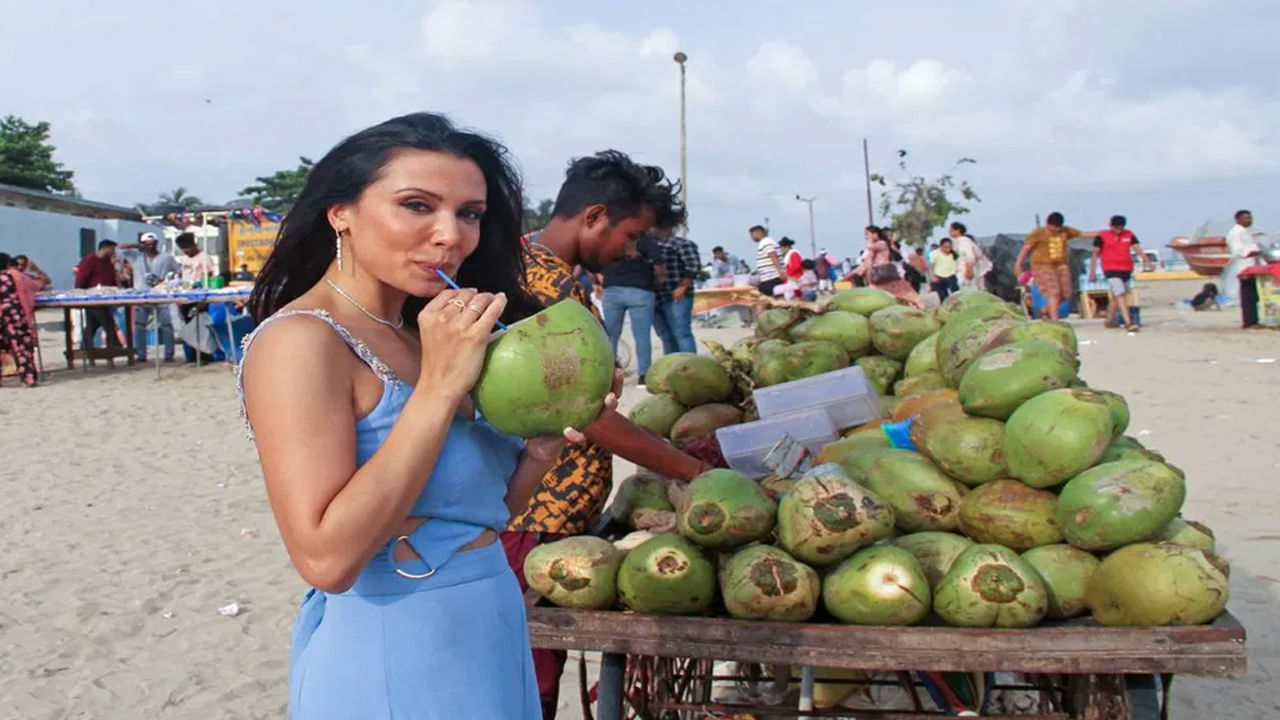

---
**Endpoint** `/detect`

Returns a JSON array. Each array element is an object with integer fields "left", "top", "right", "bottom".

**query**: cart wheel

[{"left": 1125, "top": 675, "right": 1162, "bottom": 720}]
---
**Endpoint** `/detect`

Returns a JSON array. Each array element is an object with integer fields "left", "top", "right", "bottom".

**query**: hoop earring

[{"left": 336, "top": 232, "right": 344, "bottom": 272}]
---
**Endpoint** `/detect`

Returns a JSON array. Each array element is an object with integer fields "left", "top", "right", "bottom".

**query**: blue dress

[{"left": 240, "top": 310, "right": 541, "bottom": 720}]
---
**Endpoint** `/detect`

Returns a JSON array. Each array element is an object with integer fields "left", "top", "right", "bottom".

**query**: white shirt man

[
  {"left": 750, "top": 225, "right": 783, "bottom": 293},
  {"left": 1222, "top": 210, "right": 1262, "bottom": 305}
]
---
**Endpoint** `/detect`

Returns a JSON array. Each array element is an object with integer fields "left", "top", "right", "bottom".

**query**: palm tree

[{"left": 137, "top": 186, "right": 204, "bottom": 216}]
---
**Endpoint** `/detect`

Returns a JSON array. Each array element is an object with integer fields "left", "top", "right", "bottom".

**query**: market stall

[{"left": 35, "top": 286, "right": 252, "bottom": 370}]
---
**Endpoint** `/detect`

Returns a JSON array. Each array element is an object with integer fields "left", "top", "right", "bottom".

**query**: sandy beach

[{"left": 1, "top": 278, "right": 1276, "bottom": 719}]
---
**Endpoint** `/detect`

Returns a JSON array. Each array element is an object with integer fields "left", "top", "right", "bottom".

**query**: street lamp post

[
  {"left": 796, "top": 194, "right": 818, "bottom": 259},
  {"left": 674, "top": 51, "right": 688, "bottom": 218}
]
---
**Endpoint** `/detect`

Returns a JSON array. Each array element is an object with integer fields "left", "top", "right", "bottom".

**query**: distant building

[{"left": 0, "top": 183, "right": 161, "bottom": 289}]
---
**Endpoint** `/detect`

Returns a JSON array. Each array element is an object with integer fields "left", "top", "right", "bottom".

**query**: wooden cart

[{"left": 528, "top": 603, "right": 1246, "bottom": 719}]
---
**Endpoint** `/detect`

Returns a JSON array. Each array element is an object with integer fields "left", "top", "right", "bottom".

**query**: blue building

[{"left": 0, "top": 182, "right": 161, "bottom": 289}]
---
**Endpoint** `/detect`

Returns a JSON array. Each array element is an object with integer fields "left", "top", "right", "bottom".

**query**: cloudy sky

[{"left": 3, "top": 0, "right": 1277, "bottom": 261}]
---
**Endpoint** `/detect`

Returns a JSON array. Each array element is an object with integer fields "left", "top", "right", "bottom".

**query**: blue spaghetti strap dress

[{"left": 239, "top": 310, "right": 541, "bottom": 720}]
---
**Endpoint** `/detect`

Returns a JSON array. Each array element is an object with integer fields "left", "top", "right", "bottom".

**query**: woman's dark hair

[
  {"left": 0, "top": 253, "right": 12, "bottom": 269},
  {"left": 249, "top": 112, "right": 542, "bottom": 326},
  {"left": 950, "top": 221, "right": 967, "bottom": 234},
  {"left": 1046, "top": 211, "right": 1065, "bottom": 227}
]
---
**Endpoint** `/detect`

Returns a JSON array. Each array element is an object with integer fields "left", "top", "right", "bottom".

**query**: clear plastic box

[
  {"left": 715, "top": 409, "right": 837, "bottom": 479},
  {"left": 752, "top": 365, "right": 883, "bottom": 430}
]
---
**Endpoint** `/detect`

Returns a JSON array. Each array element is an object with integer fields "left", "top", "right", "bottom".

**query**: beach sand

[{"left": 1, "top": 279, "right": 1275, "bottom": 719}]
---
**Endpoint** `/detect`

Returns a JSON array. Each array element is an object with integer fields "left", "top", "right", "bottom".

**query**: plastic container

[
  {"left": 752, "top": 365, "right": 882, "bottom": 431},
  {"left": 715, "top": 409, "right": 836, "bottom": 479}
]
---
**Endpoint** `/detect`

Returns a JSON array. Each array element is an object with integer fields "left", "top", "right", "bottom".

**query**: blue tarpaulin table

[{"left": 34, "top": 286, "right": 252, "bottom": 371}]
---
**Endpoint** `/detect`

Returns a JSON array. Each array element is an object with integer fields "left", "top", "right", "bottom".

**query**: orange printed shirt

[
  {"left": 507, "top": 242, "right": 613, "bottom": 534},
  {"left": 1024, "top": 226, "right": 1082, "bottom": 270}
]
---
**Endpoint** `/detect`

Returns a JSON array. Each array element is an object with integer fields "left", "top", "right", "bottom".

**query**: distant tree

[
  {"left": 870, "top": 149, "right": 979, "bottom": 247},
  {"left": 0, "top": 115, "right": 76, "bottom": 194},
  {"left": 523, "top": 198, "right": 555, "bottom": 233},
  {"left": 136, "top": 186, "right": 203, "bottom": 215},
  {"left": 239, "top": 157, "right": 314, "bottom": 212}
]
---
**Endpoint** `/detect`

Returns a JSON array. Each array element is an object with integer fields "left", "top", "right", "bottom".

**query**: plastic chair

[{"left": 1028, "top": 284, "right": 1072, "bottom": 318}]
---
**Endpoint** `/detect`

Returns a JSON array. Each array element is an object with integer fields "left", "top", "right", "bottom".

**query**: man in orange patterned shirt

[{"left": 504, "top": 150, "right": 709, "bottom": 718}]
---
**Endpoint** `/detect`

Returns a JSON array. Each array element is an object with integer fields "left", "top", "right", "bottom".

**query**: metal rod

[
  {"left": 796, "top": 195, "right": 818, "bottom": 259},
  {"left": 863, "top": 137, "right": 874, "bottom": 225},
  {"left": 674, "top": 51, "right": 689, "bottom": 227}
]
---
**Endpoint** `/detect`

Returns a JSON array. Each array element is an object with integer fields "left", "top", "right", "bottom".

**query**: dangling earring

[{"left": 336, "top": 231, "right": 344, "bottom": 272}]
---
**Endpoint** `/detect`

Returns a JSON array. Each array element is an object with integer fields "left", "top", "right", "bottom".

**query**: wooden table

[
  {"left": 35, "top": 288, "right": 252, "bottom": 371},
  {"left": 527, "top": 604, "right": 1246, "bottom": 719}
]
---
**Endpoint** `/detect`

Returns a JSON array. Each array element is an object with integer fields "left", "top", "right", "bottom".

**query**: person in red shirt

[
  {"left": 1089, "top": 215, "right": 1154, "bottom": 331},
  {"left": 73, "top": 239, "right": 125, "bottom": 350}
]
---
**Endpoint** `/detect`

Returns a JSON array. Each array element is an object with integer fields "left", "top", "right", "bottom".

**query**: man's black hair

[
  {"left": 552, "top": 150, "right": 682, "bottom": 227},
  {"left": 950, "top": 221, "right": 967, "bottom": 234},
  {"left": 1046, "top": 212, "right": 1065, "bottom": 227},
  {"left": 712, "top": 245, "right": 725, "bottom": 254},
  {"left": 1110, "top": 215, "right": 1126, "bottom": 227},
  {"left": 1235, "top": 209, "right": 1252, "bottom": 219},
  {"left": 175, "top": 232, "right": 197, "bottom": 248},
  {"left": 97, "top": 239, "right": 117, "bottom": 250},
  {"left": 748, "top": 225, "right": 766, "bottom": 234}
]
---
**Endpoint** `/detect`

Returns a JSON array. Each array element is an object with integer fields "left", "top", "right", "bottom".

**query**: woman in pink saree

[
  {"left": 845, "top": 226, "right": 923, "bottom": 308},
  {"left": 0, "top": 253, "right": 42, "bottom": 386}
]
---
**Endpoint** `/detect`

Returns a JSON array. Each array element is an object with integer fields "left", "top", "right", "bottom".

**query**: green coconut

[
  {"left": 616, "top": 534, "right": 716, "bottom": 615},
  {"left": 729, "top": 337, "right": 764, "bottom": 364},
  {"left": 664, "top": 355, "right": 734, "bottom": 407},
  {"left": 958, "top": 340, "right": 1078, "bottom": 420},
  {"left": 613, "top": 530, "right": 657, "bottom": 553},
  {"left": 1056, "top": 459, "right": 1186, "bottom": 551},
  {"left": 644, "top": 352, "right": 694, "bottom": 395},
  {"left": 474, "top": 299, "right": 614, "bottom": 436},
  {"left": 524, "top": 536, "right": 624, "bottom": 609},
  {"left": 669, "top": 404, "right": 743, "bottom": 449},
  {"left": 629, "top": 394, "right": 688, "bottom": 437},
  {"left": 860, "top": 452, "right": 962, "bottom": 532},
  {"left": 1152, "top": 517, "right": 1216, "bottom": 552},
  {"left": 756, "top": 307, "right": 804, "bottom": 339},
  {"left": 856, "top": 355, "right": 904, "bottom": 395},
  {"left": 1004, "top": 389, "right": 1115, "bottom": 488},
  {"left": 936, "top": 289, "right": 1008, "bottom": 323},
  {"left": 933, "top": 544, "right": 1049, "bottom": 627},
  {"left": 719, "top": 544, "right": 821, "bottom": 621},
  {"left": 1099, "top": 436, "right": 1166, "bottom": 464},
  {"left": 916, "top": 415, "right": 1008, "bottom": 485},
  {"left": 892, "top": 531, "right": 976, "bottom": 587},
  {"left": 753, "top": 340, "right": 850, "bottom": 388},
  {"left": 1092, "top": 390, "right": 1131, "bottom": 438},
  {"left": 672, "top": 469, "right": 777, "bottom": 549},
  {"left": 834, "top": 445, "right": 905, "bottom": 485},
  {"left": 994, "top": 320, "right": 1078, "bottom": 356},
  {"left": 868, "top": 305, "right": 942, "bottom": 360},
  {"left": 789, "top": 311, "right": 873, "bottom": 359},
  {"left": 893, "top": 372, "right": 947, "bottom": 398},
  {"left": 1085, "top": 542, "right": 1228, "bottom": 626},
  {"left": 958, "top": 479, "right": 1062, "bottom": 550},
  {"left": 825, "top": 287, "right": 897, "bottom": 316},
  {"left": 822, "top": 545, "right": 931, "bottom": 625},
  {"left": 611, "top": 472, "right": 675, "bottom": 528},
  {"left": 903, "top": 332, "right": 940, "bottom": 377},
  {"left": 936, "top": 309, "right": 1025, "bottom": 386},
  {"left": 777, "top": 465, "right": 896, "bottom": 566},
  {"left": 1021, "top": 544, "right": 1101, "bottom": 619},
  {"left": 816, "top": 429, "right": 891, "bottom": 466}
]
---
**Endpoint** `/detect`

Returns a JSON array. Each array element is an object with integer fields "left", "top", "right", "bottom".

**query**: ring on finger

[
  {"left": 466, "top": 303, "right": 483, "bottom": 312},
  {"left": 448, "top": 298, "right": 467, "bottom": 309}
]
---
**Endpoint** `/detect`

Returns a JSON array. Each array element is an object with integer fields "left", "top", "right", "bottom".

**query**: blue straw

[{"left": 435, "top": 269, "right": 508, "bottom": 330}]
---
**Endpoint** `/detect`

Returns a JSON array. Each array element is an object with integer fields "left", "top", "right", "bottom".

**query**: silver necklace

[{"left": 324, "top": 278, "right": 405, "bottom": 329}]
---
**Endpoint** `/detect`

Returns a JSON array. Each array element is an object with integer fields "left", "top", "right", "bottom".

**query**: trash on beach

[
  {"left": 240, "top": 528, "right": 257, "bottom": 538},
  {"left": 216, "top": 482, "right": 226, "bottom": 488},
  {"left": 162, "top": 611, "right": 175, "bottom": 619},
  {"left": 1257, "top": 358, "right": 1276, "bottom": 364},
  {"left": 218, "top": 602, "right": 241, "bottom": 617},
  {"left": 1136, "top": 429, "right": 1152, "bottom": 436},
  {"left": 1078, "top": 340, "right": 1097, "bottom": 346}
]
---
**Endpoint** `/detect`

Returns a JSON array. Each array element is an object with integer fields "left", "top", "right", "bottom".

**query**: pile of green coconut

[{"left": 525, "top": 288, "right": 1228, "bottom": 629}]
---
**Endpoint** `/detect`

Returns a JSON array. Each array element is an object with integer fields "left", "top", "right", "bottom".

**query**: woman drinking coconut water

[{"left": 239, "top": 113, "right": 613, "bottom": 719}]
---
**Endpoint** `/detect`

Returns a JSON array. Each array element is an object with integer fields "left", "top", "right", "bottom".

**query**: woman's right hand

[{"left": 415, "top": 289, "right": 507, "bottom": 401}]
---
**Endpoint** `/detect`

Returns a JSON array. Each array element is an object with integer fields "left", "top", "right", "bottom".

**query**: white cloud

[{"left": 746, "top": 41, "right": 820, "bottom": 94}]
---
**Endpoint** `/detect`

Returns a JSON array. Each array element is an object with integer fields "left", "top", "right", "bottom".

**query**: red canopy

[{"left": 1239, "top": 262, "right": 1280, "bottom": 280}]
